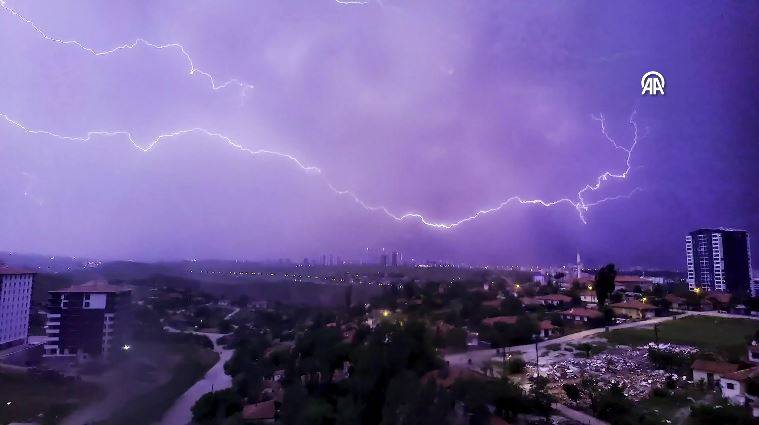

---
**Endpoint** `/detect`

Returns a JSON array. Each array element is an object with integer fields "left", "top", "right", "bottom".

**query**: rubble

[{"left": 526, "top": 344, "right": 697, "bottom": 403}]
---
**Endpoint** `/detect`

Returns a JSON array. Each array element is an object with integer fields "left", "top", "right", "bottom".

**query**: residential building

[
  {"left": 665, "top": 294, "right": 687, "bottom": 311},
  {"left": 44, "top": 281, "right": 132, "bottom": 361},
  {"left": 719, "top": 366, "right": 759, "bottom": 406},
  {"left": 749, "top": 343, "right": 759, "bottom": 364},
  {"left": 579, "top": 290, "right": 598, "bottom": 307},
  {"left": 608, "top": 300, "right": 657, "bottom": 320},
  {"left": 614, "top": 275, "right": 655, "bottom": 293},
  {"left": 242, "top": 400, "right": 277, "bottom": 423},
  {"left": 691, "top": 359, "right": 740, "bottom": 385},
  {"left": 535, "top": 320, "right": 558, "bottom": 338},
  {"left": 534, "top": 294, "right": 572, "bottom": 307},
  {"left": 560, "top": 308, "right": 602, "bottom": 323},
  {"left": 686, "top": 228, "right": 752, "bottom": 294},
  {"left": 0, "top": 267, "right": 35, "bottom": 350}
]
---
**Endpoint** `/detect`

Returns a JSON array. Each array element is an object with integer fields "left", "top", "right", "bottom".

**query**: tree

[
  {"left": 191, "top": 389, "right": 242, "bottom": 424},
  {"left": 595, "top": 264, "right": 617, "bottom": 308},
  {"left": 529, "top": 376, "right": 553, "bottom": 420},
  {"left": 562, "top": 383, "right": 581, "bottom": 405},
  {"left": 576, "top": 342, "right": 594, "bottom": 358}
]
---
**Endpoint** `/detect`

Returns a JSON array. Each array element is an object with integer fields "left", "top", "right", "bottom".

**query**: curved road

[{"left": 158, "top": 331, "right": 234, "bottom": 425}]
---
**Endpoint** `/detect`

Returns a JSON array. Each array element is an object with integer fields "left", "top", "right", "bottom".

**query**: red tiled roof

[
  {"left": 50, "top": 281, "right": 130, "bottom": 294},
  {"left": 538, "top": 320, "right": 556, "bottom": 331},
  {"left": 520, "top": 297, "right": 541, "bottom": 306},
  {"left": 722, "top": 366, "right": 759, "bottom": 382},
  {"left": 691, "top": 359, "right": 740, "bottom": 375},
  {"left": 665, "top": 294, "right": 685, "bottom": 303},
  {"left": 609, "top": 300, "right": 656, "bottom": 310},
  {"left": 482, "top": 316, "right": 518, "bottom": 326},
  {"left": 561, "top": 308, "right": 602, "bottom": 318},
  {"left": 0, "top": 266, "right": 36, "bottom": 275},
  {"left": 482, "top": 299, "right": 502, "bottom": 308},
  {"left": 707, "top": 292, "right": 732, "bottom": 304},
  {"left": 242, "top": 400, "right": 276, "bottom": 420},
  {"left": 615, "top": 275, "right": 648, "bottom": 283},
  {"left": 535, "top": 294, "right": 572, "bottom": 302}
]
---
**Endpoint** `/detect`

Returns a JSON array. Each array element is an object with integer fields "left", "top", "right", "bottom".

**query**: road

[
  {"left": 158, "top": 331, "right": 234, "bottom": 425},
  {"left": 445, "top": 310, "right": 758, "bottom": 369},
  {"left": 159, "top": 307, "right": 240, "bottom": 425}
]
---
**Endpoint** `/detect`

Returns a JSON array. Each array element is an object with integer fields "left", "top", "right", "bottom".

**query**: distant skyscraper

[
  {"left": 380, "top": 254, "right": 388, "bottom": 267},
  {"left": 322, "top": 254, "right": 326, "bottom": 266},
  {"left": 391, "top": 251, "right": 398, "bottom": 267},
  {"left": 686, "top": 228, "right": 752, "bottom": 294},
  {"left": 0, "top": 267, "right": 35, "bottom": 350},
  {"left": 576, "top": 251, "right": 582, "bottom": 279}
]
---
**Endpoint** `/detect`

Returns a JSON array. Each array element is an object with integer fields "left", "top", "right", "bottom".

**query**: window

[{"left": 726, "top": 383, "right": 735, "bottom": 390}]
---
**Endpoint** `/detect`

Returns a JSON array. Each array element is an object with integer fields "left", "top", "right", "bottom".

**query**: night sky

[{"left": 1, "top": 1, "right": 757, "bottom": 269}]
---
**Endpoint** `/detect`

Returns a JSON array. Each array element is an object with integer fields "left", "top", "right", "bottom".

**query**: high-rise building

[
  {"left": 686, "top": 228, "right": 752, "bottom": 294},
  {"left": 380, "top": 254, "right": 388, "bottom": 267},
  {"left": 575, "top": 251, "right": 582, "bottom": 279},
  {"left": 0, "top": 267, "right": 35, "bottom": 350},
  {"left": 44, "top": 281, "right": 132, "bottom": 361},
  {"left": 391, "top": 251, "right": 399, "bottom": 267}
]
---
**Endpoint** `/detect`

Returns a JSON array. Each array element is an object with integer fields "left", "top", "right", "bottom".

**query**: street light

[{"left": 122, "top": 344, "right": 131, "bottom": 351}]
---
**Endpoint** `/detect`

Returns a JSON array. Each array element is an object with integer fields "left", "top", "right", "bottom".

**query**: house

[
  {"left": 560, "top": 308, "right": 602, "bottom": 323},
  {"left": 242, "top": 400, "right": 277, "bottom": 423},
  {"left": 719, "top": 366, "right": 759, "bottom": 405},
  {"left": 482, "top": 316, "right": 518, "bottom": 326},
  {"left": 579, "top": 290, "right": 598, "bottom": 307},
  {"left": 535, "top": 320, "right": 558, "bottom": 339},
  {"left": 749, "top": 344, "right": 759, "bottom": 364},
  {"left": 614, "top": 276, "right": 654, "bottom": 293},
  {"left": 706, "top": 292, "right": 732, "bottom": 311},
  {"left": 691, "top": 359, "right": 740, "bottom": 385},
  {"left": 534, "top": 294, "right": 572, "bottom": 307},
  {"left": 519, "top": 297, "right": 541, "bottom": 308},
  {"left": 665, "top": 294, "right": 687, "bottom": 311},
  {"left": 608, "top": 300, "right": 657, "bottom": 320}
]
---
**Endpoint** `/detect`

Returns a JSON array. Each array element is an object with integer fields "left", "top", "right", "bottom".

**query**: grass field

[
  {"left": 0, "top": 371, "right": 103, "bottom": 425},
  {"left": 604, "top": 316, "right": 759, "bottom": 361}
]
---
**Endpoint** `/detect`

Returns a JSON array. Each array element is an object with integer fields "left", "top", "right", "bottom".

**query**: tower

[{"left": 576, "top": 250, "right": 582, "bottom": 279}]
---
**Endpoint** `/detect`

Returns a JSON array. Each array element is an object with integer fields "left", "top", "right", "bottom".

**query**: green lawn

[
  {"left": 604, "top": 316, "right": 759, "bottom": 361},
  {"left": 0, "top": 371, "right": 103, "bottom": 425}
]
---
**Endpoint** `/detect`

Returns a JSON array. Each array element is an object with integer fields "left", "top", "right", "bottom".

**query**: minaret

[{"left": 576, "top": 250, "right": 582, "bottom": 279}]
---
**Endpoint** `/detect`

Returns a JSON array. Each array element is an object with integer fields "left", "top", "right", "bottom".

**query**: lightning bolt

[
  {"left": 0, "top": 0, "right": 254, "bottom": 94},
  {"left": 0, "top": 111, "right": 642, "bottom": 229}
]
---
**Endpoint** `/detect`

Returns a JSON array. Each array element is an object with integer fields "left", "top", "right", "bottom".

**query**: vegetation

[
  {"left": 0, "top": 371, "right": 102, "bottom": 425},
  {"left": 595, "top": 264, "right": 617, "bottom": 307},
  {"left": 605, "top": 316, "right": 759, "bottom": 361}
]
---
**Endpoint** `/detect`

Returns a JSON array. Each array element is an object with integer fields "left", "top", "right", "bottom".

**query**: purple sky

[{"left": 1, "top": 1, "right": 757, "bottom": 269}]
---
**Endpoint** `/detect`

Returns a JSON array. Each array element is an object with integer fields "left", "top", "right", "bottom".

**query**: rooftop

[
  {"left": 0, "top": 266, "right": 36, "bottom": 275},
  {"left": 561, "top": 308, "right": 602, "bottom": 318},
  {"left": 609, "top": 300, "right": 657, "bottom": 310},
  {"left": 691, "top": 359, "right": 740, "bottom": 375},
  {"left": 722, "top": 366, "right": 759, "bottom": 382},
  {"left": 535, "top": 294, "right": 572, "bottom": 302},
  {"left": 50, "top": 281, "right": 131, "bottom": 294},
  {"left": 241, "top": 400, "right": 276, "bottom": 421}
]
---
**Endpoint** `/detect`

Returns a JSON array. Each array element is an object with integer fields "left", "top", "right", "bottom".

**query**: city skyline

[{"left": 1, "top": 1, "right": 758, "bottom": 268}]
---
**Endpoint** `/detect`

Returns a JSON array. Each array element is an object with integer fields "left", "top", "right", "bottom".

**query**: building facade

[
  {"left": 44, "top": 281, "right": 131, "bottom": 361},
  {"left": 0, "top": 267, "right": 35, "bottom": 350},
  {"left": 686, "top": 228, "right": 752, "bottom": 294}
]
